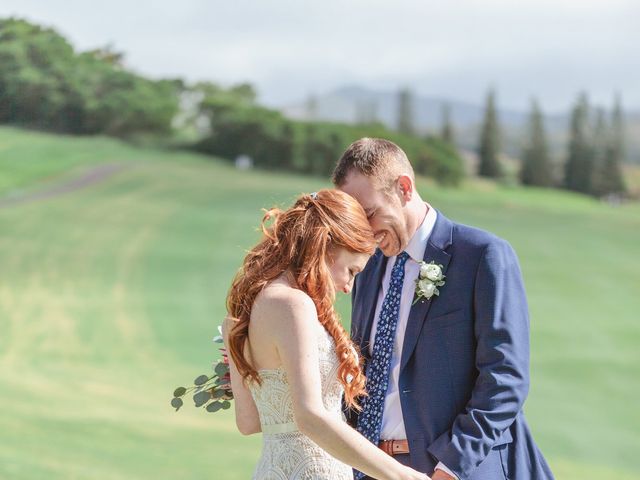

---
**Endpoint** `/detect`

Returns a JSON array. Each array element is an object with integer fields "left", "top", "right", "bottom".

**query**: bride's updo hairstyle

[{"left": 226, "top": 189, "right": 376, "bottom": 410}]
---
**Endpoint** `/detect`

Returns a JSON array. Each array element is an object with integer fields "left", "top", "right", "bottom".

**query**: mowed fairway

[{"left": 1, "top": 128, "right": 639, "bottom": 479}]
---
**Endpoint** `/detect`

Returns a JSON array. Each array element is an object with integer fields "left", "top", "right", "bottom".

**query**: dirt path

[{"left": 0, "top": 163, "right": 128, "bottom": 209}]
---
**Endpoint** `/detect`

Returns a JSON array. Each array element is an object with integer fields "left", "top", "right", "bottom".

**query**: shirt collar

[{"left": 405, "top": 204, "right": 437, "bottom": 263}]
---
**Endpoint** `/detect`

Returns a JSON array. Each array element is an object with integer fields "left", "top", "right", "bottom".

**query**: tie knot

[
  {"left": 390, "top": 251, "right": 409, "bottom": 282},
  {"left": 396, "top": 251, "right": 410, "bottom": 266}
]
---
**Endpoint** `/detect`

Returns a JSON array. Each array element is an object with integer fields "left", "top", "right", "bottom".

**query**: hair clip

[{"left": 310, "top": 192, "right": 318, "bottom": 200}]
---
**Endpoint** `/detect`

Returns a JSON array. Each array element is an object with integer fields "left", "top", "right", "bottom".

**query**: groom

[{"left": 334, "top": 138, "right": 554, "bottom": 480}]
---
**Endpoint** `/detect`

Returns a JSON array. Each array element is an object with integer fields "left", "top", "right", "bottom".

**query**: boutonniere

[{"left": 413, "top": 261, "right": 446, "bottom": 304}]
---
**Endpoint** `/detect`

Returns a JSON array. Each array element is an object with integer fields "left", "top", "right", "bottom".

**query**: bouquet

[{"left": 171, "top": 326, "right": 233, "bottom": 413}]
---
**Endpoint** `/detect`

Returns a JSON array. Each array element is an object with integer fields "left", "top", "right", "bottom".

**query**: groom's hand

[{"left": 431, "top": 470, "right": 455, "bottom": 480}]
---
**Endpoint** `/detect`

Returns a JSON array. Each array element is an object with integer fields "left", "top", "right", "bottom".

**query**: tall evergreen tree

[
  {"left": 590, "top": 108, "right": 609, "bottom": 197},
  {"left": 592, "top": 96, "right": 627, "bottom": 196},
  {"left": 520, "top": 98, "right": 553, "bottom": 187},
  {"left": 563, "top": 93, "right": 593, "bottom": 194},
  {"left": 608, "top": 94, "right": 627, "bottom": 194},
  {"left": 477, "top": 88, "right": 502, "bottom": 178},
  {"left": 611, "top": 94, "right": 626, "bottom": 164},
  {"left": 440, "top": 103, "right": 455, "bottom": 144},
  {"left": 397, "top": 87, "right": 416, "bottom": 135}
]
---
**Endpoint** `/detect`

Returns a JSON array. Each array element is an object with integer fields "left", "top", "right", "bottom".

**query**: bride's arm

[
  {"left": 222, "top": 317, "right": 261, "bottom": 435},
  {"left": 268, "top": 289, "right": 428, "bottom": 480}
]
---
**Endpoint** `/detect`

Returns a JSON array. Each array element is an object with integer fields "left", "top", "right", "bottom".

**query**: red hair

[{"left": 226, "top": 189, "right": 376, "bottom": 410}]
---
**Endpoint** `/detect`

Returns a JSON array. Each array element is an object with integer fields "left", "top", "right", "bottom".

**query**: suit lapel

[
  {"left": 400, "top": 211, "right": 453, "bottom": 372},
  {"left": 353, "top": 249, "right": 387, "bottom": 360}
]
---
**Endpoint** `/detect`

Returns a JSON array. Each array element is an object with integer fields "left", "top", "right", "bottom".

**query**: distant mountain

[
  {"left": 284, "top": 85, "right": 550, "bottom": 128},
  {"left": 280, "top": 86, "right": 640, "bottom": 164}
]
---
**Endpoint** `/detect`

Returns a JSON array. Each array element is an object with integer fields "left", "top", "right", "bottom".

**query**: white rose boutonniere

[{"left": 414, "top": 261, "right": 446, "bottom": 304}]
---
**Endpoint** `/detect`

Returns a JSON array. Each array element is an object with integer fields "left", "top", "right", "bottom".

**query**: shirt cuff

[{"left": 435, "top": 462, "right": 459, "bottom": 479}]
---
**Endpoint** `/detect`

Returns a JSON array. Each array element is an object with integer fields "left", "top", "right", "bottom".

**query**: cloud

[{"left": 1, "top": 0, "right": 638, "bottom": 110}]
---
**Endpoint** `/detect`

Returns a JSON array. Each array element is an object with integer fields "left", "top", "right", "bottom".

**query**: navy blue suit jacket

[{"left": 348, "top": 211, "right": 554, "bottom": 480}]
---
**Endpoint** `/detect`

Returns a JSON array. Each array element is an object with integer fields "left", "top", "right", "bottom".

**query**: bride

[{"left": 223, "top": 190, "right": 428, "bottom": 480}]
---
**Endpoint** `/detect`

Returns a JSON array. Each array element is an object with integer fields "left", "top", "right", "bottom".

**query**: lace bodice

[{"left": 247, "top": 327, "right": 352, "bottom": 479}]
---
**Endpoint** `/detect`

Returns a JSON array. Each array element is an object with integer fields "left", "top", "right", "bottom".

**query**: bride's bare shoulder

[{"left": 253, "top": 279, "right": 317, "bottom": 328}]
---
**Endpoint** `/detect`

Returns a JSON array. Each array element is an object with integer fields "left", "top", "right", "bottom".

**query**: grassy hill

[{"left": 1, "top": 127, "right": 639, "bottom": 479}]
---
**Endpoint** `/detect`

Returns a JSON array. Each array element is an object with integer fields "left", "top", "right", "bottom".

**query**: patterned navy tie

[{"left": 355, "top": 251, "right": 410, "bottom": 479}]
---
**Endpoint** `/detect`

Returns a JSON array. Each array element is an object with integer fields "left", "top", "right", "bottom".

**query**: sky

[{"left": 2, "top": 0, "right": 638, "bottom": 113}]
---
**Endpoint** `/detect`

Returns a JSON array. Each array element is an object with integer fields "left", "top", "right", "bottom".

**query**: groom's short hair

[{"left": 332, "top": 137, "right": 414, "bottom": 192}]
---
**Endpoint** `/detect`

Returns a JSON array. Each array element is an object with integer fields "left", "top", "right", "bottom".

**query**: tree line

[
  {"left": 475, "top": 89, "right": 627, "bottom": 198},
  {"left": 0, "top": 17, "right": 628, "bottom": 196},
  {"left": 0, "top": 18, "right": 179, "bottom": 136},
  {"left": 384, "top": 85, "right": 627, "bottom": 199}
]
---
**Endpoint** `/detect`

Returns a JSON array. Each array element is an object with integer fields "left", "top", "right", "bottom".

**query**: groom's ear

[{"left": 397, "top": 175, "right": 413, "bottom": 202}]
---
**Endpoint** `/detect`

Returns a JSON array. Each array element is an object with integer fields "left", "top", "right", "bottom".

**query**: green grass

[{"left": 1, "top": 127, "right": 639, "bottom": 479}]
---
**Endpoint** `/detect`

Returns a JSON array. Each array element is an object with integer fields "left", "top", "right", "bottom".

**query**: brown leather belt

[{"left": 378, "top": 439, "right": 410, "bottom": 456}]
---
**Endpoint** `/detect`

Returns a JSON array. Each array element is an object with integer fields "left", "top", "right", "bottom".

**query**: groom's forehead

[{"left": 341, "top": 170, "right": 380, "bottom": 197}]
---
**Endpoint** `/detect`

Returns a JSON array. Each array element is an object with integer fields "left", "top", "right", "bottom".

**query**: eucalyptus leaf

[
  {"left": 173, "top": 387, "right": 187, "bottom": 397},
  {"left": 214, "top": 362, "right": 228, "bottom": 377},
  {"left": 213, "top": 389, "right": 226, "bottom": 399},
  {"left": 221, "top": 401, "right": 231, "bottom": 410},
  {"left": 194, "top": 374, "right": 209, "bottom": 386},
  {"left": 206, "top": 401, "right": 222, "bottom": 413},
  {"left": 193, "top": 390, "right": 212, "bottom": 407},
  {"left": 171, "top": 397, "right": 183, "bottom": 411}
]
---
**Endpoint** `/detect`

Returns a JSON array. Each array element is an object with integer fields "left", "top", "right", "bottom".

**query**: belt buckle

[
  {"left": 391, "top": 440, "right": 400, "bottom": 454},
  {"left": 380, "top": 439, "right": 408, "bottom": 456}
]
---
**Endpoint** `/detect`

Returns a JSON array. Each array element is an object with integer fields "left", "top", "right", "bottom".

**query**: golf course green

[{"left": 1, "top": 127, "right": 638, "bottom": 479}]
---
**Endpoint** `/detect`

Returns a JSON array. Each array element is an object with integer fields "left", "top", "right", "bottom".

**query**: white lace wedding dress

[{"left": 247, "top": 327, "right": 353, "bottom": 480}]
